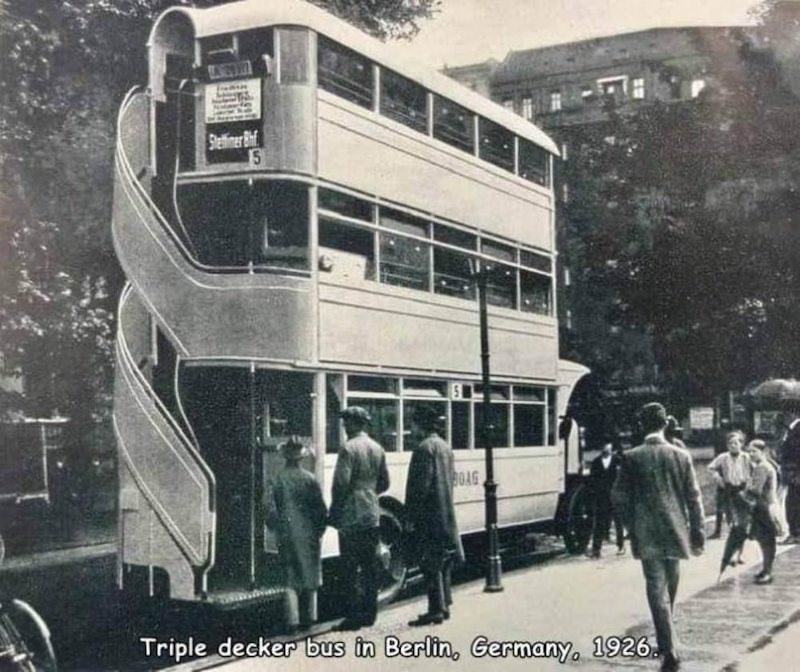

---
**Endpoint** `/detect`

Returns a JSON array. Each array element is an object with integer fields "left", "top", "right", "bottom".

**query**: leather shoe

[
  {"left": 708, "top": 532, "right": 721, "bottom": 540},
  {"left": 337, "top": 618, "right": 363, "bottom": 632},
  {"left": 409, "top": 613, "right": 444, "bottom": 627},
  {"left": 660, "top": 652, "right": 681, "bottom": 672},
  {"left": 755, "top": 574, "right": 773, "bottom": 585}
]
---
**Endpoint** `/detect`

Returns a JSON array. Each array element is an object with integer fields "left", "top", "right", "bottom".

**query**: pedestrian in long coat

[
  {"left": 329, "top": 406, "right": 390, "bottom": 630},
  {"left": 405, "top": 406, "right": 464, "bottom": 626},
  {"left": 612, "top": 403, "right": 705, "bottom": 672},
  {"left": 266, "top": 436, "right": 327, "bottom": 631}
]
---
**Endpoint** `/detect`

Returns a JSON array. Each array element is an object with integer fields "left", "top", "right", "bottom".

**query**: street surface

[{"left": 167, "top": 537, "right": 800, "bottom": 672}]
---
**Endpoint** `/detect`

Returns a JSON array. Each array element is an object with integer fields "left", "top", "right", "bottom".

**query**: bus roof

[{"left": 150, "top": 0, "right": 559, "bottom": 156}]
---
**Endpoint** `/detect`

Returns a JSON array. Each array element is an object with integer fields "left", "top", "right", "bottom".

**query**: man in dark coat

[
  {"left": 779, "top": 409, "right": 800, "bottom": 542},
  {"left": 612, "top": 403, "right": 705, "bottom": 672},
  {"left": 405, "top": 407, "right": 465, "bottom": 626},
  {"left": 329, "top": 406, "right": 390, "bottom": 630},
  {"left": 266, "top": 436, "right": 327, "bottom": 632},
  {"left": 588, "top": 441, "right": 624, "bottom": 558}
]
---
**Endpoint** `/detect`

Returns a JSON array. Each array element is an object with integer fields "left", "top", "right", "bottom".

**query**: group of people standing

[{"left": 265, "top": 405, "right": 461, "bottom": 633}]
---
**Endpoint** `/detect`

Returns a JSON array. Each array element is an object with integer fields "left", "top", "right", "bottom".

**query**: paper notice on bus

[{"left": 205, "top": 79, "right": 261, "bottom": 124}]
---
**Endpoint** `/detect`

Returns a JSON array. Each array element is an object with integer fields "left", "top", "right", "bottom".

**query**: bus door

[{"left": 178, "top": 364, "right": 313, "bottom": 593}]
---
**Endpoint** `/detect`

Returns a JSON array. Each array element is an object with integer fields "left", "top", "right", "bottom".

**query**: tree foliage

[{"left": 560, "top": 27, "right": 800, "bottom": 409}]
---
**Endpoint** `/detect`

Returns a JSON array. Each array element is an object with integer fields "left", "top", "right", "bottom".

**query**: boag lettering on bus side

[{"left": 205, "top": 78, "right": 263, "bottom": 163}]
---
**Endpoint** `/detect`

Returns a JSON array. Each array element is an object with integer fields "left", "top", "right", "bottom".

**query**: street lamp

[{"left": 471, "top": 261, "right": 504, "bottom": 593}]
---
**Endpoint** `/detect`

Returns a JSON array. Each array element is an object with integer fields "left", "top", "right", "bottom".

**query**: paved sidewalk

[{"left": 176, "top": 538, "right": 799, "bottom": 672}]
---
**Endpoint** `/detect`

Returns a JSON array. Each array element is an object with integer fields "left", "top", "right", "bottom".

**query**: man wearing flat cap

[
  {"left": 330, "top": 406, "right": 390, "bottom": 630},
  {"left": 612, "top": 402, "right": 705, "bottom": 672},
  {"left": 405, "top": 406, "right": 464, "bottom": 626}
]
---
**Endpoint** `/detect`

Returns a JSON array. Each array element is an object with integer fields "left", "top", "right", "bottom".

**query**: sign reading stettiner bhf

[{"left": 205, "top": 78, "right": 263, "bottom": 163}]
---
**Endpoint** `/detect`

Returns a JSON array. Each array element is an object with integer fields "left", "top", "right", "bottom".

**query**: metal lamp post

[{"left": 475, "top": 264, "right": 504, "bottom": 592}]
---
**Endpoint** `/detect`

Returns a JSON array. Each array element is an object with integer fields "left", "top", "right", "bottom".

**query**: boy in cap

[
  {"left": 612, "top": 402, "right": 705, "bottom": 672},
  {"left": 330, "top": 406, "right": 390, "bottom": 630},
  {"left": 266, "top": 436, "right": 327, "bottom": 632}
]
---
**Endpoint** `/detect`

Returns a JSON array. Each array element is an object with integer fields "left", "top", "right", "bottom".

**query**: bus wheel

[
  {"left": 563, "top": 484, "right": 593, "bottom": 555},
  {"left": 377, "top": 507, "right": 407, "bottom": 605}
]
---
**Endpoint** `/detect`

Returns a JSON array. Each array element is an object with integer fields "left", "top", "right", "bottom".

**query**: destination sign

[
  {"left": 207, "top": 60, "right": 253, "bottom": 81},
  {"left": 205, "top": 78, "right": 261, "bottom": 124},
  {"left": 206, "top": 120, "right": 263, "bottom": 164}
]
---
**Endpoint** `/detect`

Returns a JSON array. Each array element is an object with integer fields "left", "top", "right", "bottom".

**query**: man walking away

[
  {"left": 588, "top": 441, "right": 625, "bottom": 558},
  {"left": 266, "top": 436, "right": 327, "bottom": 633},
  {"left": 329, "top": 407, "right": 390, "bottom": 631},
  {"left": 612, "top": 403, "right": 705, "bottom": 672},
  {"left": 779, "top": 408, "right": 800, "bottom": 543},
  {"left": 405, "top": 407, "right": 465, "bottom": 626}
]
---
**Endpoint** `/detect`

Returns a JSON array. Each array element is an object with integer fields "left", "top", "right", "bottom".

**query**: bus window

[
  {"left": 484, "top": 262, "right": 517, "bottom": 309},
  {"left": 347, "top": 398, "right": 399, "bottom": 452},
  {"left": 348, "top": 375, "right": 397, "bottom": 394},
  {"left": 200, "top": 34, "right": 236, "bottom": 65},
  {"left": 238, "top": 27, "right": 274, "bottom": 76},
  {"left": 318, "top": 188, "right": 373, "bottom": 221},
  {"left": 318, "top": 218, "right": 375, "bottom": 280},
  {"left": 514, "top": 403, "right": 545, "bottom": 447},
  {"left": 547, "top": 390, "right": 558, "bottom": 446},
  {"left": 380, "top": 68, "right": 428, "bottom": 133},
  {"left": 318, "top": 36, "right": 373, "bottom": 109},
  {"left": 176, "top": 181, "right": 309, "bottom": 271},
  {"left": 278, "top": 27, "right": 309, "bottom": 84},
  {"left": 518, "top": 138, "right": 550, "bottom": 187},
  {"left": 520, "top": 271, "right": 551, "bottom": 315},
  {"left": 520, "top": 249, "right": 552, "bottom": 273},
  {"left": 177, "top": 181, "right": 251, "bottom": 267},
  {"left": 478, "top": 117, "right": 514, "bottom": 172},
  {"left": 433, "top": 224, "right": 477, "bottom": 301},
  {"left": 451, "top": 401, "right": 471, "bottom": 450},
  {"left": 326, "top": 374, "right": 345, "bottom": 454},
  {"left": 403, "top": 400, "right": 447, "bottom": 452},
  {"left": 251, "top": 181, "right": 309, "bottom": 270},
  {"left": 379, "top": 209, "right": 430, "bottom": 291},
  {"left": 433, "top": 95, "right": 475, "bottom": 154},
  {"left": 475, "top": 403, "right": 510, "bottom": 449}
]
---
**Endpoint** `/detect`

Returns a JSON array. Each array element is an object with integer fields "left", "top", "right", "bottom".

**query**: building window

[
  {"left": 632, "top": 77, "right": 645, "bottom": 100},
  {"left": 691, "top": 78, "right": 706, "bottom": 98},
  {"left": 522, "top": 97, "right": 533, "bottom": 120},
  {"left": 561, "top": 142, "right": 568, "bottom": 161},
  {"left": 563, "top": 266, "right": 571, "bottom": 287},
  {"left": 598, "top": 76, "right": 627, "bottom": 98},
  {"left": 433, "top": 95, "right": 475, "bottom": 153},
  {"left": 478, "top": 117, "right": 514, "bottom": 171},
  {"left": 549, "top": 91, "right": 562, "bottom": 112},
  {"left": 502, "top": 99, "right": 514, "bottom": 111},
  {"left": 380, "top": 68, "right": 428, "bottom": 133},
  {"left": 317, "top": 36, "right": 373, "bottom": 109},
  {"left": 581, "top": 86, "right": 594, "bottom": 101}
]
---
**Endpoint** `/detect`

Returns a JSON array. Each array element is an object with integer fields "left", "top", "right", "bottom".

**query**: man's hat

[
  {"left": 280, "top": 435, "right": 307, "bottom": 459},
  {"left": 340, "top": 406, "right": 371, "bottom": 424},
  {"left": 666, "top": 415, "right": 684, "bottom": 433},
  {"left": 412, "top": 405, "right": 440, "bottom": 427}
]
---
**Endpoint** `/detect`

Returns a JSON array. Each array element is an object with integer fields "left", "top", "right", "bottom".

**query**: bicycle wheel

[{"left": 0, "top": 600, "right": 57, "bottom": 672}]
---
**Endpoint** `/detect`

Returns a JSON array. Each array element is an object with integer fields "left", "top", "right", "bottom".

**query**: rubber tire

[
  {"left": 563, "top": 484, "right": 594, "bottom": 555},
  {"left": 7, "top": 599, "right": 58, "bottom": 672},
  {"left": 376, "top": 507, "right": 408, "bottom": 605}
]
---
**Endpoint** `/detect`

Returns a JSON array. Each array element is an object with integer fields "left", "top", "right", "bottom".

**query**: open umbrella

[{"left": 749, "top": 379, "right": 800, "bottom": 409}]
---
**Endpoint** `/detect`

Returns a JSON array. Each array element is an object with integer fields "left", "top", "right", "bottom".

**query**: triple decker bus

[{"left": 112, "top": 0, "right": 589, "bottom": 613}]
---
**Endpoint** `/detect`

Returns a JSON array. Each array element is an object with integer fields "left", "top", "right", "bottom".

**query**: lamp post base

[{"left": 484, "top": 553, "right": 504, "bottom": 593}]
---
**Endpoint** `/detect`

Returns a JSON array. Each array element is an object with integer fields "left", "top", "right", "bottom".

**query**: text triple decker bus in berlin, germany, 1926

[{"left": 112, "top": 0, "right": 589, "bottom": 616}]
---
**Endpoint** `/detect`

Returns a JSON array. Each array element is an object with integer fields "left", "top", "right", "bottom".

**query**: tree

[
  {"left": 0, "top": 0, "right": 439, "bottom": 427},
  {"left": 559, "top": 31, "right": 800, "bottom": 422}
]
